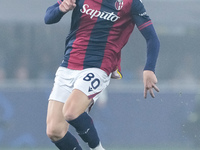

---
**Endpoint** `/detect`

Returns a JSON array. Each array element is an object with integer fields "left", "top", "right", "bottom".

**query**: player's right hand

[{"left": 59, "top": 0, "right": 76, "bottom": 13}]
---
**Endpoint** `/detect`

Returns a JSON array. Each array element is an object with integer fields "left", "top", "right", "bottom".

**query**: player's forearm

[
  {"left": 144, "top": 36, "right": 160, "bottom": 72},
  {"left": 141, "top": 25, "right": 160, "bottom": 72},
  {"left": 44, "top": 4, "right": 65, "bottom": 24}
]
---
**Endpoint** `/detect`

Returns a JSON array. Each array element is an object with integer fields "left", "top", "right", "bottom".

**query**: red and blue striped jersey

[{"left": 45, "top": 0, "right": 160, "bottom": 75}]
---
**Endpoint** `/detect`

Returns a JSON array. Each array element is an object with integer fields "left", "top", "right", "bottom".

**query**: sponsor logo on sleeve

[{"left": 139, "top": 11, "right": 147, "bottom": 16}]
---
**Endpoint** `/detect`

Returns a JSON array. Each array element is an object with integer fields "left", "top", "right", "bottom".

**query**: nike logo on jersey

[{"left": 80, "top": 4, "right": 120, "bottom": 22}]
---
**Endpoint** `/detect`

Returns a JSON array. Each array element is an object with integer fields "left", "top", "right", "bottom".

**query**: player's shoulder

[{"left": 130, "top": 0, "right": 146, "bottom": 14}]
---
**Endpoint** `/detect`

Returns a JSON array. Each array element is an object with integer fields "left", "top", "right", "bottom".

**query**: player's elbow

[
  {"left": 149, "top": 33, "right": 160, "bottom": 48},
  {"left": 154, "top": 35, "right": 160, "bottom": 45},
  {"left": 155, "top": 36, "right": 160, "bottom": 49},
  {"left": 44, "top": 16, "right": 61, "bottom": 24},
  {"left": 44, "top": 17, "right": 53, "bottom": 24}
]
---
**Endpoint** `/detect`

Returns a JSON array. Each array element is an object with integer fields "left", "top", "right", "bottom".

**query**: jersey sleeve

[
  {"left": 131, "top": 0, "right": 160, "bottom": 72},
  {"left": 131, "top": 0, "right": 151, "bottom": 27},
  {"left": 44, "top": 0, "right": 65, "bottom": 24}
]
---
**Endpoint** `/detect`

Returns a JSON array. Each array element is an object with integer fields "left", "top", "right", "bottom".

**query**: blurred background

[{"left": 0, "top": 0, "right": 200, "bottom": 149}]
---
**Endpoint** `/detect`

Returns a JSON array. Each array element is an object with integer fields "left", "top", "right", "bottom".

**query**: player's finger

[
  {"left": 72, "top": 2, "right": 76, "bottom": 7},
  {"left": 153, "top": 84, "right": 160, "bottom": 92},
  {"left": 67, "top": 0, "right": 76, "bottom": 8},
  {"left": 62, "top": 1, "right": 69, "bottom": 9},
  {"left": 68, "top": 0, "right": 76, "bottom": 5},
  {"left": 149, "top": 88, "right": 155, "bottom": 98},
  {"left": 144, "top": 88, "right": 147, "bottom": 99},
  {"left": 63, "top": 0, "right": 76, "bottom": 10}
]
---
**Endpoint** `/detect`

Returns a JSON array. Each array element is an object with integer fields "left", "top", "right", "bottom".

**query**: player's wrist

[{"left": 143, "top": 70, "right": 154, "bottom": 73}]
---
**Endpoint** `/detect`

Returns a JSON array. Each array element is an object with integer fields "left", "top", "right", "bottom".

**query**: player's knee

[
  {"left": 62, "top": 109, "right": 78, "bottom": 121},
  {"left": 46, "top": 123, "right": 64, "bottom": 141}
]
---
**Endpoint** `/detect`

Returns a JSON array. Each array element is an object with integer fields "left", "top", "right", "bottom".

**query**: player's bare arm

[
  {"left": 143, "top": 70, "right": 159, "bottom": 98},
  {"left": 59, "top": 0, "right": 76, "bottom": 13}
]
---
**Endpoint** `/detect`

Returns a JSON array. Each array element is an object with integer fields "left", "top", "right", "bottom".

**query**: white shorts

[{"left": 49, "top": 67, "right": 111, "bottom": 103}]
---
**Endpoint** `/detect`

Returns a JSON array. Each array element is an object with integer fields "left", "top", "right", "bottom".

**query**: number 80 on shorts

[{"left": 83, "top": 73, "right": 100, "bottom": 90}]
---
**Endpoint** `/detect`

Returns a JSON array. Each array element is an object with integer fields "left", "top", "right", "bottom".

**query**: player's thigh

[
  {"left": 63, "top": 68, "right": 110, "bottom": 120},
  {"left": 74, "top": 68, "right": 111, "bottom": 103},
  {"left": 46, "top": 100, "right": 69, "bottom": 137},
  {"left": 63, "top": 89, "right": 92, "bottom": 121}
]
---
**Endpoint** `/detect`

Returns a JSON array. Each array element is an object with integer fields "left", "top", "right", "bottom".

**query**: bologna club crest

[{"left": 115, "top": 0, "right": 123, "bottom": 10}]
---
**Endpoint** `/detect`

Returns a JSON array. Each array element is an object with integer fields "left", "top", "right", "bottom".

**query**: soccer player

[{"left": 44, "top": 0, "right": 160, "bottom": 149}]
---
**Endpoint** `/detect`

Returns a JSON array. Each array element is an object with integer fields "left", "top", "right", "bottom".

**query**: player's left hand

[{"left": 143, "top": 70, "right": 159, "bottom": 98}]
